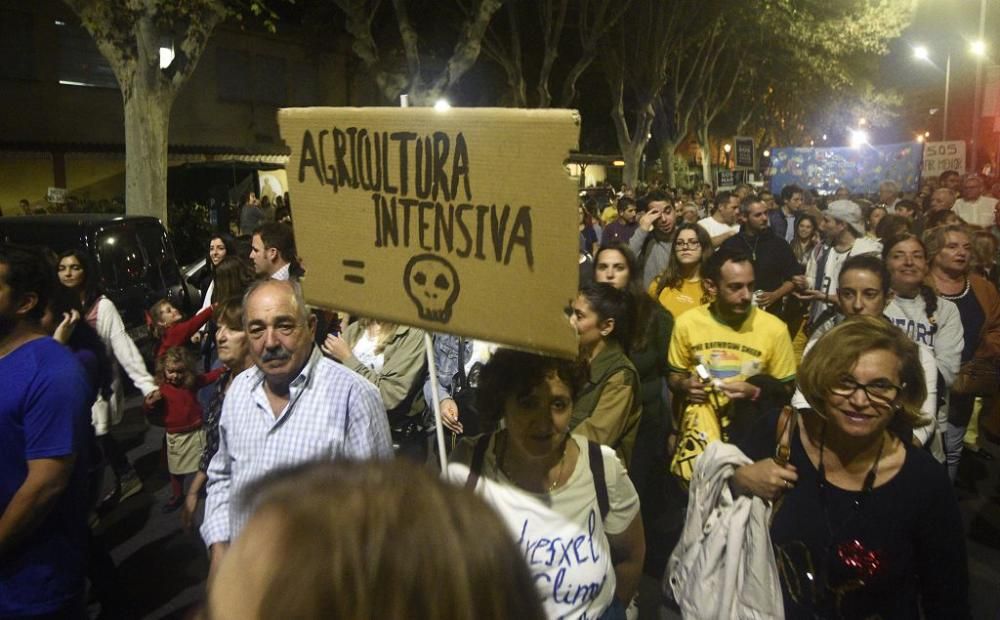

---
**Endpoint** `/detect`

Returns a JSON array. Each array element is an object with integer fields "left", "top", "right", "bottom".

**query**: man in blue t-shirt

[{"left": 0, "top": 246, "right": 93, "bottom": 618}]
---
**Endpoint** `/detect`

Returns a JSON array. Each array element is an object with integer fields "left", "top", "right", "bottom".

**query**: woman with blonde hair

[
  {"left": 729, "top": 316, "right": 968, "bottom": 618},
  {"left": 208, "top": 459, "right": 546, "bottom": 620},
  {"left": 925, "top": 224, "right": 1000, "bottom": 478},
  {"left": 649, "top": 223, "right": 714, "bottom": 319}
]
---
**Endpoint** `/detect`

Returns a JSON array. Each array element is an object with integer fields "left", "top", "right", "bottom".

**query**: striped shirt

[{"left": 201, "top": 346, "right": 393, "bottom": 546}]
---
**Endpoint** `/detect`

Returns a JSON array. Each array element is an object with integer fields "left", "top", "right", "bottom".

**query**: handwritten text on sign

[
  {"left": 278, "top": 108, "right": 581, "bottom": 358},
  {"left": 922, "top": 140, "right": 965, "bottom": 176}
]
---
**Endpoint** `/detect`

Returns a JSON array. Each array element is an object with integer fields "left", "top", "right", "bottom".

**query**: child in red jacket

[
  {"left": 150, "top": 299, "right": 214, "bottom": 358},
  {"left": 144, "top": 346, "right": 223, "bottom": 512}
]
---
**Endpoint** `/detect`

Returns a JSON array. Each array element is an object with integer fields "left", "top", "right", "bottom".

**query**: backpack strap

[
  {"left": 464, "top": 434, "right": 491, "bottom": 491},
  {"left": 588, "top": 441, "right": 610, "bottom": 522}
]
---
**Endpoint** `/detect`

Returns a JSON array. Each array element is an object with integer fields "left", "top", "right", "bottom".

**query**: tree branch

[
  {"left": 391, "top": 0, "right": 422, "bottom": 90},
  {"left": 535, "top": 0, "right": 566, "bottom": 108},
  {"left": 425, "top": 0, "right": 505, "bottom": 102}
]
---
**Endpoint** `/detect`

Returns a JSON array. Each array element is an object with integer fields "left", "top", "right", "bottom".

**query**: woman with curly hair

[{"left": 448, "top": 349, "right": 644, "bottom": 620}]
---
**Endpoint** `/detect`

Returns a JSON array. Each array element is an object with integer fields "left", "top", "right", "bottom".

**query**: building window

[
  {"left": 254, "top": 55, "right": 287, "bottom": 106},
  {"left": 216, "top": 47, "right": 251, "bottom": 102},
  {"left": 290, "top": 62, "right": 319, "bottom": 106},
  {"left": 56, "top": 20, "right": 118, "bottom": 89},
  {"left": 0, "top": 10, "right": 35, "bottom": 81},
  {"left": 217, "top": 47, "right": 287, "bottom": 106}
]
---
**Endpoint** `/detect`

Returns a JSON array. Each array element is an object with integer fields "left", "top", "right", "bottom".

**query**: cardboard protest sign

[
  {"left": 278, "top": 107, "right": 581, "bottom": 359},
  {"left": 922, "top": 141, "right": 965, "bottom": 177}
]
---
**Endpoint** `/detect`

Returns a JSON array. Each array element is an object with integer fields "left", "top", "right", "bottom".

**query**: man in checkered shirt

[{"left": 201, "top": 279, "right": 393, "bottom": 576}]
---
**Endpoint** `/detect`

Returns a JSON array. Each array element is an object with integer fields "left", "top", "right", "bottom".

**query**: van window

[
  {"left": 96, "top": 229, "right": 145, "bottom": 289},
  {"left": 135, "top": 223, "right": 181, "bottom": 289}
]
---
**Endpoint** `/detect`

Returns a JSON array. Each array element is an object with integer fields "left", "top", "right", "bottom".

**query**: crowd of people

[{"left": 2, "top": 168, "right": 994, "bottom": 619}]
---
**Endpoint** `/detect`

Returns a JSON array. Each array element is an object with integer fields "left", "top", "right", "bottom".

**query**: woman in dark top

[
  {"left": 593, "top": 244, "right": 674, "bottom": 572},
  {"left": 569, "top": 282, "right": 641, "bottom": 467},
  {"left": 180, "top": 299, "right": 253, "bottom": 531},
  {"left": 732, "top": 316, "right": 968, "bottom": 618}
]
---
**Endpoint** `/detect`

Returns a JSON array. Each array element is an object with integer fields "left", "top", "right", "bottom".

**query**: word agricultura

[{"left": 296, "top": 127, "right": 535, "bottom": 269}]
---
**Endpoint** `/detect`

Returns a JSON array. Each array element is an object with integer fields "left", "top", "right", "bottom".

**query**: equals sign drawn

[{"left": 343, "top": 259, "right": 365, "bottom": 284}]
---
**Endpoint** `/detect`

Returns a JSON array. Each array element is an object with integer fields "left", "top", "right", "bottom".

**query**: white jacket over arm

[
  {"left": 95, "top": 298, "right": 157, "bottom": 430},
  {"left": 665, "top": 441, "right": 783, "bottom": 620}
]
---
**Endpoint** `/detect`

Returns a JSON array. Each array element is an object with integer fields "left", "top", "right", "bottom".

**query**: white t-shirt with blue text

[{"left": 447, "top": 434, "right": 639, "bottom": 620}]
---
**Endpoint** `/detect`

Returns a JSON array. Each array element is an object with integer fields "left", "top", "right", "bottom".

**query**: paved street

[{"left": 93, "top": 396, "right": 1000, "bottom": 619}]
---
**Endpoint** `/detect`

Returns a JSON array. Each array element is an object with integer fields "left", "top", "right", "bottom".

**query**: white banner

[{"left": 922, "top": 141, "right": 965, "bottom": 177}]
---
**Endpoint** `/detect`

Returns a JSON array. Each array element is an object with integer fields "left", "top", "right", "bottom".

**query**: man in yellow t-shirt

[{"left": 667, "top": 249, "right": 796, "bottom": 480}]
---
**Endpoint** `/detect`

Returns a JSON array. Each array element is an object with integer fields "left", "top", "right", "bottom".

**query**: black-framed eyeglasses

[
  {"left": 830, "top": 375, "right": 903, "bottom": 404},
  {"left": 675, "top": 240, "right": 701, "bottom": 249}
]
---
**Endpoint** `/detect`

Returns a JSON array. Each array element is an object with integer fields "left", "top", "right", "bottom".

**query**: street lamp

[
  {"left": 434, "top": 98, "right": 452, "bottom": 112},
  {"left": 913, "top": 44, "right": 952, "bottom": 141},
  {"left": 970, "top": 0, "right": 988, "bottom": 172},
  {"left": 848, "top": 129, "right": 869, "bottom": 149}
]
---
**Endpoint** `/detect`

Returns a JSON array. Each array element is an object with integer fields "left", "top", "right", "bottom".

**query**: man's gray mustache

[{"left": 261, "top": 348, "right": 293, "bottom": 363}]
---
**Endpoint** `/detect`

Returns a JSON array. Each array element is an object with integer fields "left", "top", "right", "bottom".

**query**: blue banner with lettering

[{"left": 768, "top": 142, "right": 923, "bottom": 195}]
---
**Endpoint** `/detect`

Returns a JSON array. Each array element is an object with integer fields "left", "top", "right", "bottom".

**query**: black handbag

[{"left": 452, "top": 338, "right": 490, "bottom": 437}]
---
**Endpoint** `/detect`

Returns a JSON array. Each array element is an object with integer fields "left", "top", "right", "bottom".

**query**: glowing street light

[
  {"left": 762, "top": 149, "right": 771, "bottom": 158},
  {"left": 913, "top": 45, "right": 930, "bottom": 61},
  {"left": 159, "top": 46, "right": 174, "bottom": 69},
  {"left": 970, "top": 39, "right": 987, "bottom": 57},
  {"left": 433, "top": 98, "right": 452, "bottom": 112},
  {"left": 848, "top": 128, "right": 869, "bottom": 149},
  {"left": 916, "top": 134, "right": 925, "bottom": 143}
]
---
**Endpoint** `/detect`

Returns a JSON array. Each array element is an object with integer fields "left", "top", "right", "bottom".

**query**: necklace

[
  {"left": 497, "top": 432, "right": 568, "bottom": 493},
  {"left": 816, "top": 426, "right": 887, "bottom": 585},
  {"left": 741, "top": 233, "right": 761, "bottom": 261},
  {"left": 938, "top": 277, "right": 970, "bottom": 301}
]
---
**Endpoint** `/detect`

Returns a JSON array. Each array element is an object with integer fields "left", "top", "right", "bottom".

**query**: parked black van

[{"left": 0, "top": 215, "right": 196, "bottom": 347}]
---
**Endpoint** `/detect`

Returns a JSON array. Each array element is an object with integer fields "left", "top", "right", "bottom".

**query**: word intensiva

[{"left": 296, "top": 127, "right": 534, "bottom": 268}]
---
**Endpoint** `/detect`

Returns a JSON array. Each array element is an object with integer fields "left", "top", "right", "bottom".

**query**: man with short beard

[
  {"left": 767, "top": 184, "right": 805, "bottom": 242},
  {"left": 697, "top": 191, "right": 741, "bottom": 247},
  {"left": 628, "top": 189, "right": 677, "bottom": 288},
  {"left": 794, "top": 200, "right": 882, "bottom": 329},
  {"left": 602, "top": 196, "right": 639, "bottom": 245},
  {"left": 667, "top": 250, "right": 796, "bottom": 480},
  {"left": 0, "top": 247, "right": 93, "bottom": 618},
  {"left": 202, "top": 279, "right": 392, "bottom": 578},
  {"left": 720, "top": 196, "right": 802, "bottom": 313}
]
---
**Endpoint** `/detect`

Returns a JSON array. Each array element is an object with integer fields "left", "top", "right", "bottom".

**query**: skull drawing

[{"left": 403, "top": 254, "right": 461, "bottom": 323}]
